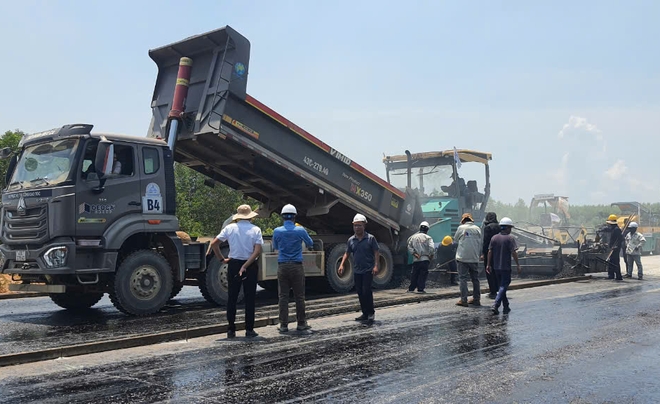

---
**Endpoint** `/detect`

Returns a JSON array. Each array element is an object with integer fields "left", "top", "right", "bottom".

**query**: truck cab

[{"left": 0, "top": 124, "right": 196, "bottom": 315}]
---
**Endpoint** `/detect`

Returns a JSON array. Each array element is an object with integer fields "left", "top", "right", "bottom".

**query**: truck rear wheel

[
  {"left": 326, "top": 244, "right": 354, "bottom": 293},
  {"left": 199, "top": 255, "right": 244, "bottom": 306},
  {"left": 50, "top": 292, "right": 104, "bottom": 311},
  {"left": 109, "top": 250, "right": 173, "bottom": 316},
  {"left": 372, "top": 243, "right": 394, "bottom": 289}
]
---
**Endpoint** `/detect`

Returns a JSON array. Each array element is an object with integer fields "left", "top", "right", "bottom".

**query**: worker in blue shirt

[{"left": 272, "top": 204, "right": 315, "bottom": 334}]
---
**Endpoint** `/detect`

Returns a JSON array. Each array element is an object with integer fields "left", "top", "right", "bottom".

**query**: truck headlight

[{"left": 43, "top": 246, "right": 68, "bottom": 268}]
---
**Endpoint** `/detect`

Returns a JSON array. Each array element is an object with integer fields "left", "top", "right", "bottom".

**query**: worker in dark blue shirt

[
  {"left": 272, "top": 204, "right": 315, "bottom": 334},
  {"left": 339, "top": 213, "right": 380, "bottom": 325}
]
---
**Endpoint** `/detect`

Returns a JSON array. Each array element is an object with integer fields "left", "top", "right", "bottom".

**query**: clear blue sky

[{"left": 2, "top": 0, "right": 658, "bottom": 205}]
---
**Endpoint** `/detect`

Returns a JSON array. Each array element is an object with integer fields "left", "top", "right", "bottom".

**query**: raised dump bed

[{"left": 147, "top": 26, "right": 421, "bottom": 248}]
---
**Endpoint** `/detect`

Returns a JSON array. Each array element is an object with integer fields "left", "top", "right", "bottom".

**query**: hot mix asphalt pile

[
  {"left": 554, "top": 262, "right": 582, "bottom": 278},
  {"left": 0, "top": 275, "right": 11, "bottom": 294}
]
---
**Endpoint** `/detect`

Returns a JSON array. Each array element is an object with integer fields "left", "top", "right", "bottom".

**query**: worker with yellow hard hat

[
  {"left": 603, "top": 214, "right": 624, "bottom": 281},
  {"left": 435, "top": 235, "right": 457, "bottom": 285}
]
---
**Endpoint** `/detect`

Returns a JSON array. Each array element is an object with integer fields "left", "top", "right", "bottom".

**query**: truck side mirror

[
  {"left": 4, "top": 154, "right": 17, "bottom": 187},
  {"left": 92, "top": 141, "right": 114, "bottom": 193},
  {"left": 94, "top": 141, "right": 114, "bottom": 179},
  {"left": 0, "top": 147, "right": 12, "bottom": 160}
]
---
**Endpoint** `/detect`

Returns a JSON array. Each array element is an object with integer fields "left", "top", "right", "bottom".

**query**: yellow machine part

[{"left": 543, "top": 227, "right": 589, "bottom": 245}]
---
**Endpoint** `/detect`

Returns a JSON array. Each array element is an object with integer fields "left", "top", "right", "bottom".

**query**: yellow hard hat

[
  {"left": 442, "top": 236, "right": 453, "bottom": 246},
  {"left": 607, "top": 214, "right": 618, "bottom": 223}
]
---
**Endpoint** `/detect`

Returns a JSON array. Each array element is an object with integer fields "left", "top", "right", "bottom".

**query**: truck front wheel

[
  {"left": 109, "top": 250, "right": 174, "bottom": 316},
  {"left": 50, "top": 292, "right": 104, "bottom": 311},
  {"left": 199, "top": 255, "right": 244, "bottom": 306}
]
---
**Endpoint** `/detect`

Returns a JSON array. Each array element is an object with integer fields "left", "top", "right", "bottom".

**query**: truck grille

[{"left": 2, "top": 205, "right": 49, "bottom": 244}]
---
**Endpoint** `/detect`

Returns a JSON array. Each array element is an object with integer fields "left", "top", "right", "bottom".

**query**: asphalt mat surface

[
  {"left": 0, "top": 271, "right": 540, "bottom": 356},
  {"left": 1, "top": 256, "right": 659, "bottom": 403}
]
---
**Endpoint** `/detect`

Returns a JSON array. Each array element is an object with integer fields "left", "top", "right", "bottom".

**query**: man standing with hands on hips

[
  {"left": 209, "top": 204, "right": 264, "bottom": 338},
  {"left": 339, "top": 214, "right": 380, "bottom": 325}
]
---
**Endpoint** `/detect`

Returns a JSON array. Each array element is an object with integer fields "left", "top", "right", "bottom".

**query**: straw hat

[
  {"left": 460, "top": 213, "right": 473, "bottom": 223},
  {"left": 232, "top": 204, "right": 258, "bottom": 221}
]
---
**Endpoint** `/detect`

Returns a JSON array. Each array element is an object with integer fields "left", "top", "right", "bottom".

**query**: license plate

[{"left": 15, "top": 250, "right": 26, "bottom": 262}]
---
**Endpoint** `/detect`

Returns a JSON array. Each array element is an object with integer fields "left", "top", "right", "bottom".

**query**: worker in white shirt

[
  {"left": 624, "top": 222, "right": 646, "bottom": 280},
  {"left": 209, "top": 204, "right": 264, "bottom": 338}
]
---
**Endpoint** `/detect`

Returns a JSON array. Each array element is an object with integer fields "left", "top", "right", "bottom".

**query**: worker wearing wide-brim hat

[
  {"left": 209, "top": 204, "right": 264, "bottom": 338},
  {"left": 435, "top": 235, "right": 458, "bottom": 285}
]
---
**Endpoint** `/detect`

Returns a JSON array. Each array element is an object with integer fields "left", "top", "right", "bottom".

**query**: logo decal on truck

[
  {"left": 234, "top": 62, "right": 246, "bottom": 78},
  {"left": 78, "top": 217, "right": 107, "bottom": 224},
  {"left": 330, "top": 148, "right": 352, "bottom": 165},
  {"left": 222, "top": 114, "right": 260, "bottom": 139},
  {"left": 79, "top": 203, "right": 116, "bottom": 215},
  {"left": 17, "top": 196, "right": 26, "bottom": 216}
]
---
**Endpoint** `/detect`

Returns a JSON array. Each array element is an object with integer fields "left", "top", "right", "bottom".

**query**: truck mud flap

[{"left": 9, "top": 284, "right": 66, "bottom": 293}]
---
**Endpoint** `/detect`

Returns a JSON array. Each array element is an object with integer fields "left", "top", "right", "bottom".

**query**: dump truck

[{"left": 0, "top": 26, "right": 428, "bottom": 315}]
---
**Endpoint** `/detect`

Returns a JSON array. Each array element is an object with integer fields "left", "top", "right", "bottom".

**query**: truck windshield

[
  {"left": 9, "top": 139, "right": 80, "bottom": 189},
  {"left": 388, "top": 165, "right": 454, "bottom": 197}
]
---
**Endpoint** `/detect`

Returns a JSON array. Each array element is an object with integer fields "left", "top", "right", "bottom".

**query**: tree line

[{"left": 1, "top": 129, "right": 658, "bottom": 236}]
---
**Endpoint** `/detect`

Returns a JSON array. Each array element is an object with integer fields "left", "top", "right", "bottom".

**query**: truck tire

[
  {"left": 199, "top": 255, "right": 244, "bottom": 306},
  {"left": 372, "top": 243, "right": 394, "bottom": 289},
  {"left": 50, "top": 292, "right": 104, "bottom": 311},
  {"left": 109, "top": 250, "right": 174, "bottom": 316},
  {"left": 325, "top": 244, "right": 354, "bottom": 293}
]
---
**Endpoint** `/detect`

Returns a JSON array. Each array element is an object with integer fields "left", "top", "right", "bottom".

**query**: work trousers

[
  {"left": 484, "top": 260, "right": 499, "bottom": 296},
  {"left": 226, "top": 259, "right": 258, "bottom": 332},
  {"left": 278, "top": 262, "right": 306, "bottom": 327},
  {"left": 458, "top": 261, "right": 480, "bottom": 303},
  {"left": 626, "top": 255, "right": 643, "bottom": 278},
  {"left": 607, "top": 249, "right": 623, "bottom": 280},
  {"left": 408, "top": 260, "right": 430, "bottom": 292},
  {"left": 494, "top": 270, "right": 512, "bottom": 309},
  {"left": 354, "top": 272, "right": 375, "bottom": 316}
]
